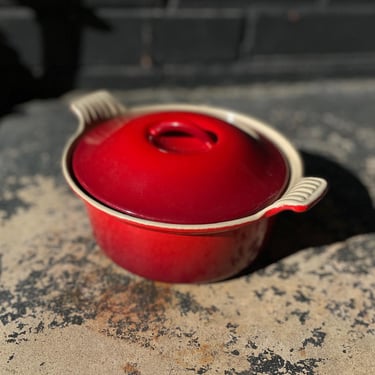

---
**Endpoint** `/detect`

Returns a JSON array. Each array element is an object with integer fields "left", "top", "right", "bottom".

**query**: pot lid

[{"left": 72, "top": 111, "right": 289, "bottom": 224}]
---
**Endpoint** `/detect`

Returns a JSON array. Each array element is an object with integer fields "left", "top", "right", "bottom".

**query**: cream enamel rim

[{"left": 62, "top": 103, "right": 303, "bottom": 232}]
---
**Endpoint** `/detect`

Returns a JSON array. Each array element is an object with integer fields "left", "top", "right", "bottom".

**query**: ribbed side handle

[
  {"left": 70, "top": 91, "right": 126, "bottom": 131},
  {"left": 264, "top": 177, "right": 328, "bottom": 218}
]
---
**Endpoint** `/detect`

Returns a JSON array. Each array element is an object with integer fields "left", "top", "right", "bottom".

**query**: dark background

[{"left": 2, "top": 0, "right": 375, "bottom": 113}]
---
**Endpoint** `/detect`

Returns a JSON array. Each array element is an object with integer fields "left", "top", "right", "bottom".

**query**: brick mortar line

[
  {"left": 76, "top": 53, "right": 375, "bottom": 71},
  {"left": 3, "top": 6, "right": 375, "bottom": 17}
]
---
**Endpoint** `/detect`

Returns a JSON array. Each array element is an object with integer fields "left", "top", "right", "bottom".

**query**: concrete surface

[{"left": 1, "top": 79, "right": 375, "bottom": 374}]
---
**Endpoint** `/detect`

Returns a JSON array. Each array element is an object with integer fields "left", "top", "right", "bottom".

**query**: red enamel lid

[{"left": 72, "top": 111, "right": 289, "bottom": 224}]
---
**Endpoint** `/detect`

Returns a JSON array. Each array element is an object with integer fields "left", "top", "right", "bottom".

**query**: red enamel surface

[
  {"left": 72, "top": 111, "right": 289, "bottom": 224},
  {"left": 85, "top": 203, "right": 271, "bottom": 283}
]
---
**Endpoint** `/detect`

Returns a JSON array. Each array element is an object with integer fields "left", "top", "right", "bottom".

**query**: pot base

[{"left": 86, "top": 204, "right": 270, "bottom": 283}]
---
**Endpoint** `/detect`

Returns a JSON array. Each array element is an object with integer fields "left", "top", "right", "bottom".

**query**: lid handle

[
  {"left": 263, "top": 177, "right": 328, "bottom": 217},
  {"left": 70, "top": 91, "right": 126, "bottom": 132},
  {"left": 148, "top": 121, "right": 216, "bottom": 153}
]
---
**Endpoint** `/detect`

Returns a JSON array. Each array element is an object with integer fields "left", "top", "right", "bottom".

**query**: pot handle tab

[
  {"left": 70, "top": 91, "right": 126, "bottom": 131},
  {"left": 264, "top": 177, "right": 328, "bottom": 218}
]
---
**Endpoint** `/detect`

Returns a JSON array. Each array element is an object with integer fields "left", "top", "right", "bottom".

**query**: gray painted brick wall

[{"left": 1, "top": 0, "right": 375, "bottom": 94}]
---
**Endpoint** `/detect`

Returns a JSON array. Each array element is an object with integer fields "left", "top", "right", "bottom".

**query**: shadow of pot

[{"left": 241, "top": 150, "right": 375, "bottom": 275}]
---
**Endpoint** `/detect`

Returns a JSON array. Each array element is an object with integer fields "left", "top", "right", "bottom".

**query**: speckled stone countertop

[{"left": 1, "top": 80, "right": 375, "bottom": 375}]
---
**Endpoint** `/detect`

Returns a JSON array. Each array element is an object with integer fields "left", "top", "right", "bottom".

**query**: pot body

[
  {"left": 85, "top": 202, "right": 271, "bottom": 283},
  {"left": 63, "top": 93, "right": 327, "bottom": 283}
]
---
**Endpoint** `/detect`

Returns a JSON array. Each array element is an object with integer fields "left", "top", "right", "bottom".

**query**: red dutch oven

[{"left": 62, "top": 91, "right": 327, "bottom": 283}]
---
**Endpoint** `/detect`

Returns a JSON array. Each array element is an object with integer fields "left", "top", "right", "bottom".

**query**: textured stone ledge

[{"left": 1, "top": 79, "right": 374, "bottom": 374}]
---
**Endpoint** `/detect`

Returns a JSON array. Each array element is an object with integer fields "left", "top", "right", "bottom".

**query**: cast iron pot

[{"left": 62, "top": 91, "right": 327, "bottom": 283}]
